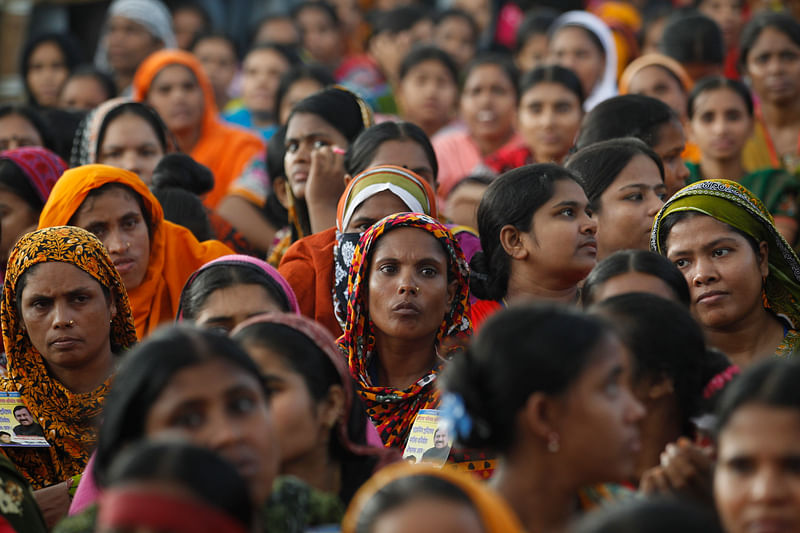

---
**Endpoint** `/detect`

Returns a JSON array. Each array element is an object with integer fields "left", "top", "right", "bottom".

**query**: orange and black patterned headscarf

[
  {"left": 1, "top": 226, "right": 137, "bottom": 488},
  {"left": 337, "top": 213, "right": 471, "bottom": 449}
]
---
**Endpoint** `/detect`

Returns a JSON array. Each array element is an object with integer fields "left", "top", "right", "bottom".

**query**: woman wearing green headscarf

[{"left": 651, "top": 179, "right": 800, "bottom": 368}]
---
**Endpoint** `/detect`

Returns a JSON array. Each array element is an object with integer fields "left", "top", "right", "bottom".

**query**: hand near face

[
  {"left": 305, "top": 144, "right": 347, "bottom": 232},
  {"left": 640, "top": 437, "right": 714, "bottom": 505}
]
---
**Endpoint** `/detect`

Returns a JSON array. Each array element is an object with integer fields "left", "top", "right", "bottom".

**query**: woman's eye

[
  {"left": 625, "top": 193, "right": 643, "bottom": 201},
  {"left": 285, "top": 141, "right": 299, "bottom": 153},
  {"left": 657, "top": 192, "right": 667, "bottom": 201},
  {"left": 420, "top": 266, "right": 438, "bottom": 277},
  {"left": 172, "top": 411, "right": 204, "bottom": 429},
  {"left": 713, "top": 248, "right": 730, "bottom": 257},
  {"left": 230, "top": 395, "right": 256, "bottom": 414},
  {"left": 313, "top": 140, "right": 329, "bottom": 149},
  {"left": 726, "top": 457, "right": 754, "bottom": 475},
  {"left": 72, "top": 294, "right": 89, "bottom": 304},
  {"left": 559, "top": 208, "right": 574, "bottom": 217},
  {"left": 674, "top": 258, "right": 688, "bottom": 268},
  {"left": 378, "top": 264, "right": 397, "bottom": 274}
]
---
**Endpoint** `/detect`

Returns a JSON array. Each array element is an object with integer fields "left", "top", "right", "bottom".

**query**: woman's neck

[
  {"left": 697, "top": 156, "right": 746, "bottom": 182},
  {"left": 474, "top": 130, "right": 514, "bottom": 157},
  {"left": 173, "top": 127, "right": 202, "bottom": 154},
  {"left": 281, "top": 446, "right": 341, "bottom": 496},
  {"left": 506, "top": 267, "right": 579, "bottom": 306},
  {"left": 373, "top": 334, "right": 437, "bottom": 390},
  {"left": 761, "top": 98, "right": 800, "bottom": 129},
  {"left": 48, "top": 344, "right": 114, "bottom": 394},
  {"left": 705, "top": 307, "right": 786, "bottom": 368},
  {"left": 493, "top": 454, "right": 578, "bottom": 533}
]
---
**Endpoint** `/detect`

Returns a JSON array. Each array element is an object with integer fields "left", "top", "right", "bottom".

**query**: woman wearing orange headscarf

[
  {"left": 38, "top": 164, "right": 232, "bottom": 338},
  {"left": 131, "top": 50, "right": 264, "bottom": 208}
]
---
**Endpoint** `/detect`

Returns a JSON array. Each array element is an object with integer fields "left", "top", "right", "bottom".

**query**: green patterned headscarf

[{"left": 651, "top": 179, "right": 800, "bottom": 326}]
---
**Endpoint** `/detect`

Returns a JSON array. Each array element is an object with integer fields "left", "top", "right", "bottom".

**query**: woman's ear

[
  {"left": 344, "top": 174, "right": 353, "bottom": 187},
  {"left": 499, "top": 224, "right": 528, "bottom": 260},
  {"left": 758, "top": 241, "right": 770, "bottom": 279},
  {"left": 319, "top": 384, "right": 346, "bottom": 431},
  {"left": 519, "top": 391, "right": 560, "bottom": 443}
]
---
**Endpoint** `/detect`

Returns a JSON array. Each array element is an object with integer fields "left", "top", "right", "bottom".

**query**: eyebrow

[
  {"left": 551, "top": 200, "right": 582, "bottom": 209},
  {"left": 285, "top": 132, "right": 329, "bottom": 143},
  {"left": 668, "top": 237, "right": 739, "bottom": 256},
  {"left": 372, "top": 255, "right": 446, "bottom": 265}
]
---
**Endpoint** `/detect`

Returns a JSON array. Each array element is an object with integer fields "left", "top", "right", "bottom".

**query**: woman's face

[
  {"left": 278, "top": 78, "right": 325, "bottom": 125},
  {"left": 146, "top": 65, "right": 205, "bottom": 134},
  {"left": 0, "top": 114, "right": 43, "bottom": 152},
  {"left": 193, "top": 283, "right": 286, "bottom": 333},
  {"left": 194, "top": 37, "right": 238, "bottom": 101},
  {"left": 715, "top": 404, "right": 800, "bottom": 533},
  {"left": 745, "top": 26, "right": 800, "bottom": 106},
  {"left": 434, "top": 16, "right": 476, "bottom": 69},
  {"left": 242, "top": 49, "right": 290, "bottom": 115},
  {"left": 19, "top": 262, "right": 115, "bottom": 373},
  {"left": 27, "top": 41, "right": 69, "bottom": 107},
  {"left": 244, "top": 343, "right": 333, "bottom": 466},
  {"left": 690, "top": 87, "right": 754, "bottom": 162},
  {"left": 398, "top": 59, "right": 458, "bottom": 135},
  {"left": 371, "top": 498, "right": 486, "bottom": 533},
  {"left": 144, "top": 358, "right": 279, "bottom": 504},
  {"left": 595, "top": 154, "right": 666, "bottom": 259},
  {"left": 59, "top": 75, "right": 111, "bottom": 111},
  {"left": 98, "top": 112, "right": 165, "bottom": 184},
  {"left": 284, "top": 112, "right": 348, "bottom": 199},
  {"left": 626, "top": 65, "right": 688, "bottom": 120},
  {"left": 518, "top": 81, "right": 582, "bottom": 163},
  {"left": 296, "top": 6, "right": 343, "bottom": 66},
  {"left": 549, "top": 26, "right": 605, "bottom": 99},
  {"left": 368, "top": 227, "right": 457, "bottom": 342},
  {"left": 522, "top": 179, "right": 598, "bottom": 285},
  {"left": 460, "top": 64, "right": 517, "bottom": 146},
  {"left": 551, "top": 333, "right": 644, "bottom": 484},
  {"left": 0, "top": 189, "right": 38, "bottom": 264},
  {"left": 364, "top": 139, "right": 436, "bottom": 185},
  {"left": 72, "top": 187, "right": 151, "bottom": 290},
  {"left": 652, "top": 120, "right": 689, "bottom": 198},
  {"left": 590, "top": 271, "right": 682, "bottom": 304},
  {"left": 665, "top": 214, "right": 768, "bottom": 331}
]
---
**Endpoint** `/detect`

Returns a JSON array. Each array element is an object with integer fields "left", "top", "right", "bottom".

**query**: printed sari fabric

[
  {"left": 651, "top": 179, "right": 800, "bottom": 356},
  {"left": 38, "top": 164, "right": 232, "bottom": 338},
  {"left": 337, "top": 213, "right": 471, "bottom": 449},
  {"left": 1, "top": 226, "right": 137, "bottom": 488}
]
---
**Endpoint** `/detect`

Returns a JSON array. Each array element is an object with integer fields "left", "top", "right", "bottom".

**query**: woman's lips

[
  {"left": 114, "top": 258, "right": 136, "bottom": 274},
  {"left": 696, "top": 290, "right": 728, "bottom": 305},
  {"left": 50, "top": 336, "right": 81, "bottom": 349}
]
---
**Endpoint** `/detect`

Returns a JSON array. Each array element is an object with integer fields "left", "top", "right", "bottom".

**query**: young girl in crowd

[
  {"left": 1, "top": 227, "right": 137, "bottom": 495},
  {"left": 582, "top": 250, "right": 690, "bottom": 307},
  {"left": 342, "top": 463, "right": 522, "bottom": 533},
  {"left": 274, "top": 65, "right": 335, "bottom": 125},
  {"left": 619, "top": 54, "right": 693, "bottom": 124},
  {"left": 548, "top": 10, "right": 618, "bottom": 111},
  {"left": 566, "top": 138, "right": 666, "bottom": 260},
  {"left": 0, "top": 147, "right": 67, "bottom": 274},
  {"left": 71, "top": 98, "right": 170, "bottom": 185},
  {"left": 0, "top": 105, "right": 56, "bottom": 153},
  {"left": 713, "top": 358, "right": 800, "bottom": 533},
  {"left": 38, "top": 164, "right": 232, "bottom": 338},
  {"left": 739, "top": 12, "right": 800, "bottom": 175},
  {"left": 179, "top": 254, "right": 300, "bottom": 331},
  {"left": 58, "top": 66, "right": 117, "bottom": 111},
  {"left": 21, "top": 33, "right": 83, "bottom": 109},
  {"left": 686, "top": 76, "right": 800, "bottom": 244},
  {"left": 433, "top": 54, "right": 525, "bottom": 203},
  {"left": 652, "top": 179, "right": 800, "bottom": 367},
  {"left": 469, "top": 164, "right": 597, "bottom": 328},
  {"left": 433, "top": 8, "right": 479, "bottom": 70},
  {"left": 191, "top": 32, "right": 240, "bottom": 112},
  {"left": 516, "top": 65, "right": 584, "bottom": 166},
  {"left": 441, "top": 305, "right": 644, "bottom": 532},
  {"left": 576, "top": 95, "right": 689, "bottom": 197},
  {"left": 233, "top": 312, "right": 395, "bottom": 505},
  {"left": 131, "top": 49, "right": 264, "bottom": 208}
]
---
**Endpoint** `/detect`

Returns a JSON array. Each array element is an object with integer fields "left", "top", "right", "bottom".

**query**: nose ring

[
  {"left": 68, "top": 320, "right": 74, "bottom": 326},
  {"left": 126, "top": 242, "right": 131, "bottom": 249}
]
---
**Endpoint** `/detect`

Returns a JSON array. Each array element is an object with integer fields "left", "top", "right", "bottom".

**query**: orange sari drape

[
  {"left": 38, "top": 165, "right": 233, "bottom": 338},
  {"left": 131, "top": 50, "right": 264, "bottom": 208}
]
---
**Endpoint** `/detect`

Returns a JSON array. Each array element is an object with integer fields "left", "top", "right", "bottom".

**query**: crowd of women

[{"left": 2, "top": 0, "right": 800, "bottom": 531}]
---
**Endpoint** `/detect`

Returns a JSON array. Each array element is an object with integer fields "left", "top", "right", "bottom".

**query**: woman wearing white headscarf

[
  {"left": 548, "top": 11, "right": 618, "bottom": 111},
  {"left": 94, "top": 0, "right": 177, "bottom": 94}
]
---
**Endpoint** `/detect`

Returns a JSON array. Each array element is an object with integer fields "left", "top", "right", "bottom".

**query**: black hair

[
  {"left": 345, "top": 121, "right": 438, "bottom": 182},
  {"left": 288, "top": 87, "right": 369, "bottom": 145},
  {"left": 70, "top": 182, "right": 153, "bottom": 239},
  {"left": 0, "top": 432, "right": 9, "bottom": 438},
  {"left": 514, "top": 8, "right": 559, "bottom": 54},
  {"left": 519, "top": 64, "right": 585, "bottom": 105},
  {"left": 575, "top": 94, "right": 679, "bottom": 151},
  {"left": 263, "top": 126, "right": 290, "bottom": 229},
  {"left": 12, "top": 405, "right": 28, "bottom": 416},
  {"left": 715, "top": 357, "right": 800, "bottom": 439},
  {"left": 687, "top": 76, "right": 753, "bottom": 119},
  {"left": 95, "top": 102, "right": 170, "bottom": 160},
  {"left": 20, "top": 32, "right": 84, "bottom": 107},
  {"left": 171, "top": 1, "right": 212, "bottom": 32},
  {"left": 274, "top": 64, "right": 334, "bottom": 119},
  {"left": 551, "top": 23, "right": 606, "bottom": 59},
  {"left": 94, "top": 325, "right": 268, "bottom": 487},
  {"left": 370, "top": 5, "right": 430, "bottom": 38},
  {"left": 582, "top": 249, "right": 690, "bottom": 307},
  {"left": 657, "top": 211, "right": 761, "bottom": 258},
  {"left": 446, "top": 175, "right": 492, "bottom": 198},
  {"left": 0, "top": 159, "right": 47, "bottom": 212},
  {"left": 64, "top": 65, "right": 118, "bottom": 103},
  {"left": 591, "top": 293, "right": 710, "bottom": 434},
  {"left": 574, "top": 497, "right": 723, "bottom": 533},
  {"left": 245, "top": 41, "right": 302, "bottom": 69},
  {"left": 469, "top": 163, "right": 579, "bottom": 301},
  {"left": 660, "top": 12, "right": 724, "bottom": 66},
  {"left": 463, "top": 52, "right": 520, "bottom": 99},
  {"left": 151, "top": 187, "right": 213, "bottom": 241},
  {"left": 399, "top": 45, "right": 459, "bottom": 85},
  {"left": 355, "top": 474, "right": 479, "bottom": 533},
  {"left": 638, "top": 3, "right": 673, "bottom": 50},
  {"left": 441, "top": 304, "right": 612, "bottom": 451},
  {"left": 233, "top": 321, "right": 375, "bottom": 504},
  {"left": 434, "top": 8, "right": 479, "bottom": 44},
  {"left": 290, "top": 0, "right": 340, "bottom": 26},
  {"left": 39, "top": 108, "right": 85, "bottom": 162},
  {"left": 0, "top": 104, "right": 57, "bottom": 153},
  {"left": 105, "top": 440, "right": 252, "bottom": 529},
  {"left": 739, "top": 11, "right": 800, "bottom": 75},
  {"left": 150, "top": 153, "right": 214, "bottom": 195},
  {"left": 179, "top": 262, "right": 293, "bottom": 321},
  {"left": 190, "top": 31, "right": 242, "bottom": 62},
  {"left": 565, "top": 137, "right": 664, "bottom": 211}
]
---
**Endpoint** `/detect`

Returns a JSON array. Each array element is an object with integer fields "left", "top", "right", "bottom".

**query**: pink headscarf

[{"left": 0, "top": 146, "right": 66, "bottom": 204}]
